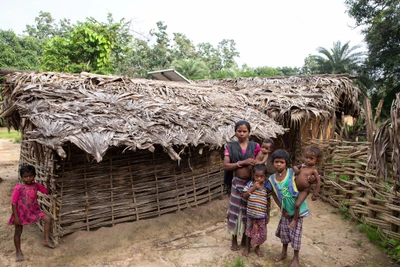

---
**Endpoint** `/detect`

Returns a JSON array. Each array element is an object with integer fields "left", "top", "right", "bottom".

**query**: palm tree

[
  {"left": 170, "top": 58, "right": 210, "bottom": 80},
  {"left": 313, "top": 41, "right": 365, "bottom": 74}
]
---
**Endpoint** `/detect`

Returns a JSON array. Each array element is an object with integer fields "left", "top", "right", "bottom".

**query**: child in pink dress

[{"left": 9, "top": 165, "right": 54, "bottom": 262}]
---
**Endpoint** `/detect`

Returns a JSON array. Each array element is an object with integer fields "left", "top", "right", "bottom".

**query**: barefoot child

[
  {"left": 9, "top": 165, "right": 54, "bottom": 262},
  {"left": 269, "top": 149, "right": 310, "bottom": 267},
  {"left": 242, "top": 164, "right": 272, "bottom": 257},
  {"left": 290, "top": 146, "right": 322, "bottom": 229}
]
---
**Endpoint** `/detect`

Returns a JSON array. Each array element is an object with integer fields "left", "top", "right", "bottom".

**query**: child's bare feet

[
  {"left": 230, "top": 244, "right": 240, "bottom": 251},
  {"left": 16, "top": 251, "right": 24, "bottom": 262},
  {"left": 255, "top": 246, "right": 264, "bottom": 257},
  {"left": 274, "top": 251, "right": 287, "bottom": 262},
  {"left": 289, "top": 220, "right": 296, "bottom": 229},
  {"left": 290, "top": 256, "right": 299, "bottom": 267},
  {"left": 242, "top": 249, "right": 249, "bottom": 257},
  {"left": 42, "top": 240, "right": 55, "bottom": 249}
]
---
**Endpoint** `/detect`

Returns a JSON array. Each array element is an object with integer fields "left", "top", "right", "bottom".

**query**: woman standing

[{"left": 224, "top": 120, "right": 260, "bottom": 251}]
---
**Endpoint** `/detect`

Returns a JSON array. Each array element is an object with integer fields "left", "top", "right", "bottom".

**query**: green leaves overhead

[
  {"left": 42, "top": 13, "right": 131, "bottom": 74},
  {"left": 171, "top": 58, "right": 209, "bottom": 80},
  {"left": 0, "top": 30, "right": 41, "bottom": 70},
  {"left": 312, "top": 40, "right": 365, "bottom": 75},
  {"left": 345, "top": 0, "right": 400, "bottom": 117},
  {"left": 25, "top": 11, "right": 73, "bottom": 40}
]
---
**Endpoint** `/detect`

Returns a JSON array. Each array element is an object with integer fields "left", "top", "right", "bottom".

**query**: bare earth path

[{"left": 0, "top": 138, "right": 397, "bottom": 267}]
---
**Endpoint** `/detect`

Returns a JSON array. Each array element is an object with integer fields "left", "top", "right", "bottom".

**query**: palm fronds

[{"left": 1, "top": 71, "right": 285, "bottom": 162}]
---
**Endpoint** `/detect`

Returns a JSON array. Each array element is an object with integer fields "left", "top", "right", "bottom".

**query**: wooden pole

[
  {"left": 128, "top": 162, "right": 139, "bottom": 221},
  {"left": 153, "top": 153, "right": 161, "bottom": 216},
  {"left": 363, "top": 97, "right": 374, "bottom": 142},
  {"left": 373, "top": 99, "right": 384, "bottom": 130}
]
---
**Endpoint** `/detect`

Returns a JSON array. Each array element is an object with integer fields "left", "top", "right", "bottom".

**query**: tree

[
  {"left": 42, "top": 13, "right": 132, "bottom": 74},
  {"left": 345, "top": 0, "right": 400, "bottom": 116},
  {"left": 238, "top": 64, "right": 258, "bottom": 77},
  {"left": 312, "top": 41, "right": 365, "bottom": 74},
  {"left": 301, "top": 55, "right": 320, "bottom": 75},
  {"left": 213, "top": 68, "right": 238, "bottom": 78},
  {"left": 149, "top": 21, "right": 172, "bottom": 70},
  {"left": 171, "top": 33, "right": 197, "bottom": 59},
  {"left": 0, "top": 30, "right": 41, "bottom": 70},
  {"left": 217, "top": 39, "right": 240, "bottom": 69},
  {"left": 114, "top": 38, "right": 153, "bottom": 78},
  {"left": 197, "top": 42, "right": 222, "bottom": 77},
  {"left": 25, "top": 11, "right": 73, "bottom": 40},
  {"left": 171, "top": 58, "right": 209, "bottom": 80},
  {"left": 42, "top": 24, "right": 114, "bottom": 73},
  {"left": 196, "top": 40, "right": 240, "bottom": 78},
  {"left": 277, "top": 66, "right": 302, "bottom": 76},
  {"left": 254, "top": 66, "right": 281, "bottom": 77}
]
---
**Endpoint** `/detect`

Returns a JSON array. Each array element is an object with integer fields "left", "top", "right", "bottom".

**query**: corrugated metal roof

[{"left": 147, "top": 69, "right": 191, "bottom": 84}]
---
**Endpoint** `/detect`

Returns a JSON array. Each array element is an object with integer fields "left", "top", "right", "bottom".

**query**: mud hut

[
  {"left": 0, "top": 71, "right": 285, "bottom": 245},
  {"left": 194, "top": 75, "right": 362, "bottom": 159}
]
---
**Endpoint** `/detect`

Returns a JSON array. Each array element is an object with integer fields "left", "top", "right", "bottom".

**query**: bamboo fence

[{"left": 304, "top": 139, "right": 400, "bottom": 244}]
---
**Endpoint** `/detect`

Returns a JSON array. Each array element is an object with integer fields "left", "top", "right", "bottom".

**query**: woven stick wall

[
  {"left": 305, "top": 139, "right": 400, "bottom": 243},
  {"left": 19, "top": 137, "right": 58, "bottom": 246},
  {"left": 54, "top": 143, "right": 223, "bottom": 241}
]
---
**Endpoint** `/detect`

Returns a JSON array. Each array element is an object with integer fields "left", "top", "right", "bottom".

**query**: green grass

[
  {"left": 0, "top": 128, "right": 21, "bottom": 143},
  {"left": 388, "top": 239, "right": 400, "bottom": 263},
  {"left": 338, "top": 200, "right": 350, "bottom": 220},
  {"left": 358, "top": 223, "right": 400, "bottom": 263},
  {"left": 226, "top": 257, "right": 245, "bottom": 267},
  {"left": 358, "top": 224, "right": 383, "bottom": 245}
]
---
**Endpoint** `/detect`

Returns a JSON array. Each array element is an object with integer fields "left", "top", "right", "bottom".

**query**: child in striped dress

[{"left": 242, "top": 164, "right": 272, "bottom": 257}]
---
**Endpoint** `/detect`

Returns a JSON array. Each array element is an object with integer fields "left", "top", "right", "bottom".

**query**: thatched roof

[
  {"left": 193, "top": 75, "right": 361, "bottom": 126},
  {"left": 1, "top": 72, "right": 285, "bottom": 162}
]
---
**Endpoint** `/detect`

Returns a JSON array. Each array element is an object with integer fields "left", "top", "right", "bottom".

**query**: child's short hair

[
  {"left": 263, "top": 138, "right": 274, "bottom": 147},
  {"left": 19, "top": 165, "right": 36, "bottom": 177},
  {"left": 253, "top": 164, "right": 268, "bottom": 175},
  {"left": 271, "top": 149, "right": 290, "bottom": 166},
  {"left": 305, "top": 146, "right": 322, "bottom": 161}
]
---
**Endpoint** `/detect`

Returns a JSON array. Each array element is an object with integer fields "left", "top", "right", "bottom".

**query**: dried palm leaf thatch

[
  {"left": 392, "top": 93, "right": 400, "bottom": 190},
  {"left": 193, "top": 75, "right": 361, "bottom": 127},
  {"left": 1, "top": 71, "right": 285, "bottom": 162},
  {"left": 369, "top": 93, "right": 400, "bottom": 189},
  {"left": 368, "top": 119, "right": 391, "bottom": 180}
]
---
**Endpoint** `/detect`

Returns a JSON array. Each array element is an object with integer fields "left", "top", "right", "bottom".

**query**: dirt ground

[{"left": 0, "top": 138, "right": 398, "bottom": 267}]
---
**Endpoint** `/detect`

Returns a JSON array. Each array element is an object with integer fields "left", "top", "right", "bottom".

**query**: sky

[{"left": 0, "top": 0, "right": 366, "bottom": 68}]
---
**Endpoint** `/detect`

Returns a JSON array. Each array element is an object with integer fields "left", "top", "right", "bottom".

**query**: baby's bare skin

[
  {"left": 290, "top": 164, "right": 321, "bottom": 229},
  {"left": 294, "top": 164, "right": 320, "bottom": 199},
  {"left": 295, "top": 166, "right": 316, "bottom": 192}
]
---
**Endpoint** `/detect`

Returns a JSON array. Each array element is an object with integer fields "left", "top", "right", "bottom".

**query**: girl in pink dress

[{"left": 9, "top": 165, "right": 54, "bottom": 262}]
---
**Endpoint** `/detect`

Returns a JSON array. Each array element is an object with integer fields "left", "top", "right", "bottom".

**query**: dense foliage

[
  {"left": 0, "top": 11, "right": 304, "bottom": 79},
  {"left": 346, "top": 0, "right": 400, "bottom": 116}
]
